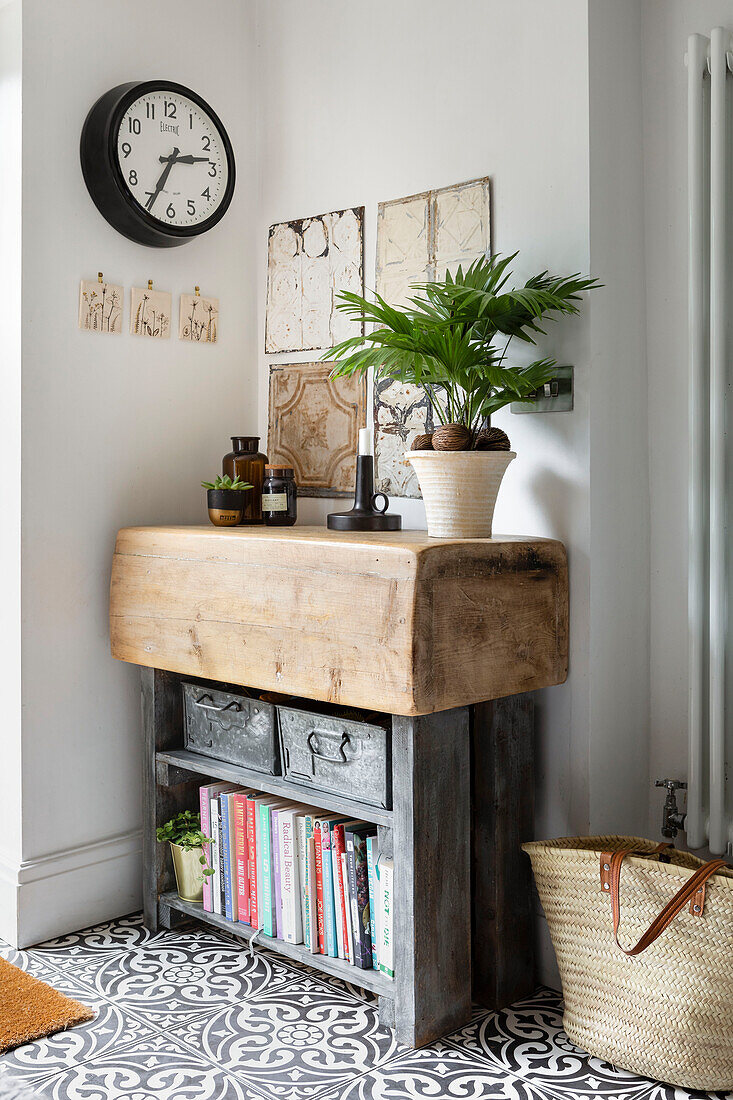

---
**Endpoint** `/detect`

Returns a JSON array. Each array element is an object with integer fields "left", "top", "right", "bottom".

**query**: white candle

[{"left": 358, "top": 427, "right": 373, "bottom": 455}]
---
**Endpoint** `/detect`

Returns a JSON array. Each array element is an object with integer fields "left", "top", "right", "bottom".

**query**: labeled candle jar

[{"left": 262, "top": 465, "right": 297, "bottom": 526}]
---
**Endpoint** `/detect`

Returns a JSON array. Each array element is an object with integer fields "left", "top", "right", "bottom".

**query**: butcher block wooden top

[{"left": 109, "top": 526, "right": 568, "bottom": 716}]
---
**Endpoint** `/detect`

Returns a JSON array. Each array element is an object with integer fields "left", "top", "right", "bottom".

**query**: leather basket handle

[{"left": 600, "top": 847, "right": 729, "bottom": 956}]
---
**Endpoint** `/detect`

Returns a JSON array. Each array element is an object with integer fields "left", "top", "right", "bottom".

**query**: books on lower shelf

[{"left": 199, "top": 783, "right": 394, "bottom": 979}]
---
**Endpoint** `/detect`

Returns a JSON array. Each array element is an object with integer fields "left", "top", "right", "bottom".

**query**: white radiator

[{"left": 687, "top": 28, "right": 733, "bottom": 855}]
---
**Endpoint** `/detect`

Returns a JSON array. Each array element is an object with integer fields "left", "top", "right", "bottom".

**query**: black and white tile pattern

[{"left": 0, "top": 913, "right": 730, "bottom": 1100}]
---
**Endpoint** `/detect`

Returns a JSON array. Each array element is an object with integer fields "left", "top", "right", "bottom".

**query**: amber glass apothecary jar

[{"left": 222, "top": 436, "right": 268, "bottom": 525}]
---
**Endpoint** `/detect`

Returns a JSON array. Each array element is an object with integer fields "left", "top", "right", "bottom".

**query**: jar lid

[
  {"left": 231, "top": 435, "right": 260, "bottom": 451},
  {"left": 265, "top": 465, "right": 294, "bottom": 477}
]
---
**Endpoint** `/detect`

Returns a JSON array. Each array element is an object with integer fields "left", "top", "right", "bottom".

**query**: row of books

[{"left": 199, "top": 782, "right": 394, "bottom": 979}]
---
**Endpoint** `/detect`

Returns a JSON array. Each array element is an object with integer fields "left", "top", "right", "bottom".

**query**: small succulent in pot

[
  {"left": 156, "top": 810, "right": 213, "bottom": 903},
  {"left": 201, "top": 474, "right": 253, "bottom": 527}
]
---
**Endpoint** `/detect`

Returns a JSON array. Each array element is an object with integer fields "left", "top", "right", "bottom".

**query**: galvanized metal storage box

[
  {"left": 278, "top": 706, "right": 391, "bottom": 808},
  {"left": 182, "top": 682, "right": 279, "bottom": 774}
]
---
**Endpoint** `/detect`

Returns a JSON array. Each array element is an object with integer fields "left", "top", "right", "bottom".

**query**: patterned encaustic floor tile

[
  {"left": 2, "top": 915, "right": 731, "bottom": 1100},
  {"left": 446, "top": 987, "right": 733, "bottom": 1100},
  {"left": 0, "top": 969, "right": 153, "bottom": 1084},
  {"left": 13, "top": 912, "right": 157, "bottom": 972},
  {"left": 28, "top": 1032, "right": 254, "bottom": 1100},
  {"left": 170, "top": 977, "right": 401, "bottom": 1099},
  {"left": 316, "top": 1040, "right": 553, "bottom": 1100},
  {"left": 65, "top": 928, "right": 301, "bottom": 1029}
]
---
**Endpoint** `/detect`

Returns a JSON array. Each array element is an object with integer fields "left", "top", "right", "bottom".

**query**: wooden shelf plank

[
  {"left": 156, "top": 749, "right": 393, "bottom": 827},
  {"left": 111, "top": 525, "right": 569, "bottom": 715},
  {"left": 160, "top": 891, "right": 395, "bottom": 998}
]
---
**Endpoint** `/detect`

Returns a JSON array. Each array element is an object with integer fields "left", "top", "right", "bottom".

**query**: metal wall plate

[{"left": 510, "top": 365, "right": 574, "bottom": 414}]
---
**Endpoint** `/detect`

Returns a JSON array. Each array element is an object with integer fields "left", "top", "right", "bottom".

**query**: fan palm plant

[{"left": 326, "top": 253, "right": 599, "bottom": 447}]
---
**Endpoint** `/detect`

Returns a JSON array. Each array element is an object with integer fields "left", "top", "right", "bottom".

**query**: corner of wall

[{"left": 587, "top": 0, "right": 651, "bottom": 836}]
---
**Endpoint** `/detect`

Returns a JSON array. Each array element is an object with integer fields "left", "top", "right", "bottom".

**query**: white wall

[
  {"left": 0, "top": 0, "right": 23, "bottom": 942},
  {"left": 5, "top": 0, "right": 258, "bottom": 947},
  {"left": 587, "top": 0, "right": 650, "bottom": 835}
]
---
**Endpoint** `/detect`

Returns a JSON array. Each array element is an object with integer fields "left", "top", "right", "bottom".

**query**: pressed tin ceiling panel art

[
  {"left": 268, "top": 362, "right": 367, "bottom": 497},
  {"left": 265, "top": 207, "right": 365, "bottom": 353},
  {"left": 374, "top": 176, "right": 491, "bottom": 497}
]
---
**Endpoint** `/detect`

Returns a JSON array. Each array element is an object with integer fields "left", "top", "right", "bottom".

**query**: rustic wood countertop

[{"left": 109, "top": 525, "right": 568, "bottom": 716}]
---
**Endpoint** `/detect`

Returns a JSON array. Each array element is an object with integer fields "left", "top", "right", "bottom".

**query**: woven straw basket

[{"left": 523, "top": 836, "right": 733, "bottom": 1091}]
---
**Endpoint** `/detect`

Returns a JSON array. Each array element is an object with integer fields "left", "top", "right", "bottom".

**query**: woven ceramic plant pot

[
  {"left": 406, "top": 450, "right": 516, "bottom": 538},
  {"left": 169, "top": 842, "right": 204, "bottom": 903}
]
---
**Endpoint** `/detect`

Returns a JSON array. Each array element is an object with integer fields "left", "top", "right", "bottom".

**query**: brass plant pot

[
  {"left": 169, "top": 842, "right": 204, "bottom": 903},
  {"left": 206, "top": 488, "right": 245, "bottom": 527}
]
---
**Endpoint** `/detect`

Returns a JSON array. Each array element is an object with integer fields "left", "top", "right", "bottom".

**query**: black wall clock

[{"left": 80, "top": 80, "right": 236, "bottom": 248}]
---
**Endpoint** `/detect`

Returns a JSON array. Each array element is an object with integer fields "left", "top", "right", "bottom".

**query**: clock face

[{"left": 115, "top": 88, "right": 229, "bottom": 229}]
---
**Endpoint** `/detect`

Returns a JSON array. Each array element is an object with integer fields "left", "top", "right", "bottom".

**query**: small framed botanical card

[
  {"left": 179, "top": 291, "right": 219, "bottom": 343},
  {"left": 130, "top": 286, "right": 172, "bottom": 339},
  {"left": 79, "top": 278, "right": 123, "bottom": 333}
]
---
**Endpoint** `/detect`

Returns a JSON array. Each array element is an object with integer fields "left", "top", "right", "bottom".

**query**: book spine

[
  {"left": 341, "top": 851, "right": 355, "bottom": 965},
  {"left": 379, "top": 857, "right": 394, "bottom": 979},
  {"left": 297, "top": 816, "right": 313, "bottom": 951},
  {"left": 260, "top": 803, "right": 275, "bottom": 937},
  {"left": 255, "top": 804, "right": 264, "bottom": 932},
  {"left": 228, "top": 795, "right": 239, "bottom": 923},
  {"left": 221, "top": 794, "right": 234, "bottom": 921},
  {"left": 366, "top": 836, "right": 379, "bottom": 970},
  {"left": 307, "top": 834, "right": 318, "bottom": 953},
  {"left": 210, "top": 796, "right": 221, "bottom": 915},
  {"left": 332, "top": 843, "right": 345, "bottom": 960},
  {"left": 217, "top": 799, "right": 226, "bottom": 915},
  {"left": 313, "top": 823, "right": 325, "bottom": 953},
  {"left": 354, "top": 832, "right": 372, "bottom": 969},
  {"left": 246, "top": 798, "right": 258, "bottom": 929},
  {"left": 282, "top": 813, "right": 303, "bottom": 944},
  {"left": 200, "top": 786, "right": 213, "bottom": 913},
  {"left": 333, "top": 825, "right": 350, "bottom": 963},
  {"left": 233, "top": 794, "right": 249, "bottom": 925},
  {"left": 321, "top": 824, "right": 337, "bottom": 958},
  {"left": 346, "top": 831, "right": 369, "bottom": 969},
  {"left": 272, "top": 809, "right": 282, "bottom": 940}
]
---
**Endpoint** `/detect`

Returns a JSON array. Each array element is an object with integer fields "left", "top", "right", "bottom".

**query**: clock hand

[
  {"left": 161, "top": 154, "right": 209, "bottom": 165},
  {"left": 144, "top": 147, "right": 180, "bottom": 212}
]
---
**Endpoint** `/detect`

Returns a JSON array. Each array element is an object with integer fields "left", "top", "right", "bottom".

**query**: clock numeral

[
  {"left": 129, "top": 170, "right": 138, "bottom": 186},
  {"left": 121, "top": 142, "right": 132, "bottom": 159},
  {"left": 201, "top": 187, "right": 211, "bottom": 200},
  {"left": 166, "top": 203, "right": 176, "bottom": 219},
  {"left": 187, "top": 200, "right": 196, "bottom": 216},
  {"left": 201, "top": 135, "right": 211, "bottom": 152},
  {"left": 208, "top": 162, "right": 217, "bottom": 177},
  {"left": 189, "top": 112, "right": 194, "bottom": 129},
  {"left": 164, "top": 101, "right": 177, "bottom": 118},
  {"left": 146, "top": 102, "right": 155, "bottom": 119},
  {"left": 128, "top": 117, "right": 141, "bottom": 135}
]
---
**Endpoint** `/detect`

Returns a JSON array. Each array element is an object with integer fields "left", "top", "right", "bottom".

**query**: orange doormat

[{"left": 0, "top": 956, "right": 93, "bottom": 1052}]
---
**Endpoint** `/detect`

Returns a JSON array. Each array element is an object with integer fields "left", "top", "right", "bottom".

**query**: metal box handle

[
  {"left": 307, "top": 730, "right": 350, "bottom": 764},
  {"left": 194, "top": 693, "right": 242, "bottom": 714}
]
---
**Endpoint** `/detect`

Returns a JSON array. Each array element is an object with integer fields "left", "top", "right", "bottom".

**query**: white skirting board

[{"left": 0, "top": 831, "right": 142, "bottom": 948}]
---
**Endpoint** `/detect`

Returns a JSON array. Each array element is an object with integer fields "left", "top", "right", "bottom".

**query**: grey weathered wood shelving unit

[{"left": 110, "top": 526, "right": 569, "bottom": 1047}]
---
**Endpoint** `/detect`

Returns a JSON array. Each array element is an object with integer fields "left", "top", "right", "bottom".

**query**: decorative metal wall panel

[
  {"left": 374, "top": 177, "right": 491, "bottom": 497},
  {"left": 267, "top": 362, "right": 367, "bottom": 497},
  {"left": 265, "top": 207, "right": 364, "bottom": 353}
]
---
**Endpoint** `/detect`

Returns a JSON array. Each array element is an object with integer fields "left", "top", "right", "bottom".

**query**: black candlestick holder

[{"left": 327, "top": 455, "right": 402, "bottom": 531}]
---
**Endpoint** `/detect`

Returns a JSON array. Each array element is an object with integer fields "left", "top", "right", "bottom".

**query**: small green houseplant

[
  {"left": 156, "top": 810, "right": 213, "bottom": 903},
  {"left": 201, "top": 474, "right": 253, "bottom": 527},
  {"left": 326, "top": 253, "right": 598, "bottom": 536}
]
